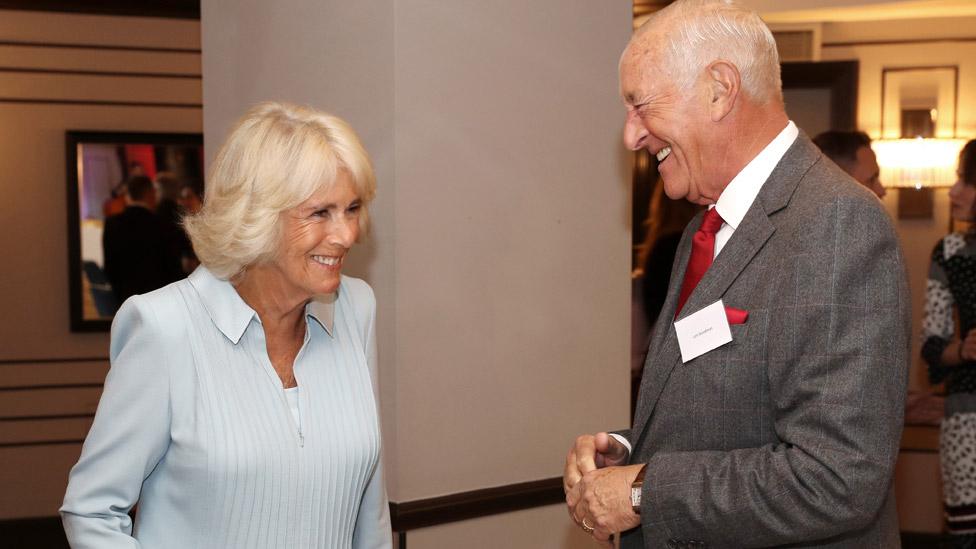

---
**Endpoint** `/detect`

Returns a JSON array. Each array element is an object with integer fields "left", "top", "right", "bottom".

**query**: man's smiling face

[{"left": 620, "top": 41, "right": 714, "bottom": 205}]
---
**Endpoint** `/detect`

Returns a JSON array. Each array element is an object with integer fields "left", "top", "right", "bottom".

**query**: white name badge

[{"left": 674, "top": 300, "right": 732, "bottom": 363}]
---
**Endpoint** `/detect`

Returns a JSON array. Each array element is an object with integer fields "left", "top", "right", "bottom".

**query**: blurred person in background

[
  {"left": 813, "top": 130, "right": 886, "bottom": 199},
  {"left": 921, "top": 139, "right": 976, "bottom": 546},
  {"left": 101, "top": 175, "right": 182, "bottom": 304}
]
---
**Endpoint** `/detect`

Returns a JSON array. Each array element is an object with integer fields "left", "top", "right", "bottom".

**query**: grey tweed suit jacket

[{"left": 622, "top": 134, "right": 911, "bottom": 548}]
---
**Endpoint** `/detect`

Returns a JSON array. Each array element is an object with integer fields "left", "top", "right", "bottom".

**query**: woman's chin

[{"left": 316, "top": 278, "right": 342, "bottom": 295}]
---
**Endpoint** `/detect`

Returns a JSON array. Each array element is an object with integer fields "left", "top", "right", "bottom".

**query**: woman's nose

[
  {"left": 949, "top": 180, "right": 963, "bottom": 199},
  {"left": 328, "top": 216, "right": 357, "bottom": 247}
]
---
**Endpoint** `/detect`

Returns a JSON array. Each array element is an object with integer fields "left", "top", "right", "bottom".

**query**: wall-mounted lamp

[{"left": 873, "top": 137, "right": 967, "bottom": 219}]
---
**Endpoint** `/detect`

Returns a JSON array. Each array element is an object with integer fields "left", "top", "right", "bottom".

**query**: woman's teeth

[
  {"left": 656, "top": 146, "right": 672, "bottom": 162},
  {"left": 312, "top": 255, "right": 340, "bottom": 266}
]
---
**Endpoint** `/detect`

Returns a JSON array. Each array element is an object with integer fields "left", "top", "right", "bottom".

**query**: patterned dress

[{"left": 923, "top": 232, "right": 976, "bottom": 538}]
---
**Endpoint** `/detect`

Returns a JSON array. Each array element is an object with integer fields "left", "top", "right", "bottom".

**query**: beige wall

[
  {"left": 202, "top": 0, "right": 631, "bottom": 544},
  {"left": 0, "top": 10, "right": 201, "bottom": 518}
]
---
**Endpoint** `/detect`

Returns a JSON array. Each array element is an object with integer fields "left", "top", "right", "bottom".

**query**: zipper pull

[{"left": 299, "top": 430, "right": 305, "bottom": 448}]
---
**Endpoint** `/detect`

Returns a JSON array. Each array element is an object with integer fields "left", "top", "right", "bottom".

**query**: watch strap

[{"left": 631, "top": 463, "right": 648, "bottom": 513}]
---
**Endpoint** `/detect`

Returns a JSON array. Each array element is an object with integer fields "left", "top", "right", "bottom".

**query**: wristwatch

[{"left": 631, "top": 464, "right": 648, "bottom": 514}]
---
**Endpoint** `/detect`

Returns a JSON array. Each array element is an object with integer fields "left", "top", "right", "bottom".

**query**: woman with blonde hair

[{"left": 61, "top": 101, "right": 391, "bottom": 548}]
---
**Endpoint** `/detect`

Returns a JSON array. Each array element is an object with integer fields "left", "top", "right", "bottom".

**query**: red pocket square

[{"left": 725, "top": 306, "right": 748, "bottom": 325}]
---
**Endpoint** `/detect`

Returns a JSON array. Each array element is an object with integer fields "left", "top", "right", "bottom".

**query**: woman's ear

[{"left": 707, "top": 60, "right": 740, "bottom": 122}]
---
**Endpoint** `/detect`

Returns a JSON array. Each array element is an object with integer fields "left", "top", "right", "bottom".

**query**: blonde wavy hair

[{"left": 184, "top": 101, "right": 375, "bottom": 280}]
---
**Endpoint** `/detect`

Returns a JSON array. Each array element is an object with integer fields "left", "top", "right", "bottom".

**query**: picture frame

[{"left": 66, "top": 131, "right": 204, "bottom": 332}]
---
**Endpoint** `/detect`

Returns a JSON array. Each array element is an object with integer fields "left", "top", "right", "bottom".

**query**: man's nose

[{"left": 623, "top": 113, "right": 648, "bottom": 151}]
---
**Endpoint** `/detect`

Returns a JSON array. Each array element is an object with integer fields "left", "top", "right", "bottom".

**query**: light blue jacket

[{"left": 61, "top": 266, "right": 392, "bottom": 548}]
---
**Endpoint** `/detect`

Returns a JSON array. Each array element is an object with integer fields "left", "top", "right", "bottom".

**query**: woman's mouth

[{"left": 311, "top": 255, "right": 342, "bottom": 268}]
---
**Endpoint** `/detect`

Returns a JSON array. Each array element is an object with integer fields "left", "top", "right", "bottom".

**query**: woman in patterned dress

[{"left": 923, "top": 139, "right": 976, "bottom": 545}]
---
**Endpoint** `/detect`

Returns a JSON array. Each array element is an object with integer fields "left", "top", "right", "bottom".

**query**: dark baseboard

[
  {"left": 0, "top": 1, "right": 200, "bottom": 20},
  {"left": 0, "top": 517, "right": 67, "bottom": 549},
  {"left": 901, "top": 531, "right": 951, "bottom": 548},
  {"left": 0, "top": 511, "right": 949, "bottom": 548},
  {"left": 390, "top": 476, "right": 565, "bottom": 531}
]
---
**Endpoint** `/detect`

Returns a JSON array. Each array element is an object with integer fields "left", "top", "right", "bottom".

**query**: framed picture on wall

[{"left": 66, "top": 131, "right": 204, "bottom": 332}]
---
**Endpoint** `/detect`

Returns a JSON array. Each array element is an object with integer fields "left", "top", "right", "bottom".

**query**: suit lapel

[
  {"left": 629, "top": 216, "right": 696, "bottom": 446},
  {"left": 629, "top": 134, "right": 821, "bottom": 455}
]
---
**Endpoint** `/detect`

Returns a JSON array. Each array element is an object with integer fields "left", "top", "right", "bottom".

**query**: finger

[
  {"left": 573, "top": 495, "right": 589, "bottom": 525},
  {"left": 564, "top": 449, "right": 582, "bottom": 492},
  {"left": 566, "top": 481, "right": 582, "bottom": 508},
  {"left": 574, "top": 435, "right": 598, "bottom": 474},
  {"left": 594, "top": 432, "right": 629, "bottom": 463},
  {"left": 592, "top": 525, "right": 612, "bottom": 542}
]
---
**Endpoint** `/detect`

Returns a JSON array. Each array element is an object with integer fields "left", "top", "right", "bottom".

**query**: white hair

[
  {"left": 637, "top": 0, "right": 782, "bottom": 104},
  {"left": 184, "top": 101, "right": 376, "bottom": 280}
]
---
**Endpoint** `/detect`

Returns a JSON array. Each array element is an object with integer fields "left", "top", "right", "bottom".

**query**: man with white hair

[{"left": 563, "top": 1, "right": 910, "bottom": 547}]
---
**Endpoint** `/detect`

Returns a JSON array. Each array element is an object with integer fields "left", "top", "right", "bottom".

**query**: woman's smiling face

[{"left": 272, "top": 171, "right": 361, "bottom": 300}]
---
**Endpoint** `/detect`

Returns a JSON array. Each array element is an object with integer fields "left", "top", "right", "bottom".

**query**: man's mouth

[{"left": 656, "top": 146, "right": 672, "bottom": 162}]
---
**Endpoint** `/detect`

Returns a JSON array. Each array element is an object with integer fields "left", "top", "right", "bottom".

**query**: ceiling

[
  {"left": 746, "top": 0, "right": 976, "bottom": 23},
  {"left": 4, "top": 0, "right": 975, "bottom": 24}
]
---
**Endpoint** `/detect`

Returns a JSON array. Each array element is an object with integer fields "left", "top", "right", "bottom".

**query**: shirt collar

[
  {"left": 307, "top": 293, "right": 335, "bottom": 337},
  {"left": 189, "top": 266, "right": 335, "bottom": 344},
  {"left": 714, "top": 120, "right": 798, "bottom": 230}
]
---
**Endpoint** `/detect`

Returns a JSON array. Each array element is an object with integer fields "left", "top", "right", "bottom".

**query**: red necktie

[{"left": 675, "top": 207, "right": 724, "bottom": 317}]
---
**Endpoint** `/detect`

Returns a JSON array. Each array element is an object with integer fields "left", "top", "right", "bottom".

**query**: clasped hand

[
  {"left": 564, "top": 432, "right": 644, "bottom": 544},
  {"left": 960, "top": 328, "right": 976, "bottom": 362}
]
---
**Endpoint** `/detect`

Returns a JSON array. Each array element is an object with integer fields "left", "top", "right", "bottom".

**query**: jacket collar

[{"left": 188, "top": 266, "right": 335, "bottom": 344}]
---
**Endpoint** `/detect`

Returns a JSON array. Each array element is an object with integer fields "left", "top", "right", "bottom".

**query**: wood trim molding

[
  {"left": 0, "top": 98, "right": 202, "bottom": 109},
  {"left": 824, "top": 37, "right": 976, "bottom": 48},
  {"left": 0, "top": 0, "right": 200, "bottom": 20},
  {"left": 389, "top": 476, "right": 564, "bottom": 532},
  {"left": 0, "top": 383, "right": 103, "bottom": 392},
  {"left": 0, "top": 39, "right": 200, "bottom": 54},
  {"left": 0, "top": 439, "right": 86, "bottom": 448},
  {"left": 0, "top": 66, "right": 201, "bottom": 79},
  {"left": 0, "top": 357, "right": 108, "bottom": 365}
]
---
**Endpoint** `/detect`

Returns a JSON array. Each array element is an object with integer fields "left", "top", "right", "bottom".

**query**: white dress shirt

[{"left": 712, "top": 120, "right": 798, "bottom": 258}]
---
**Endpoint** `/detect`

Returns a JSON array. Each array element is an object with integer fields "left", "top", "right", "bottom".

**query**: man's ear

[{"left": 707, "top": 61, "right": 740, "bottom": 122}]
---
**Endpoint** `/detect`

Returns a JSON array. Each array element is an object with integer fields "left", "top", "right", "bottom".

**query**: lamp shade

[{"left": 873, "top": 138, "right": 967, "bottom": 189}]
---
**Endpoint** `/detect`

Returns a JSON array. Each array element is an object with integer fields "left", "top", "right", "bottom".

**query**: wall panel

[{"left": 0, "top": 9, "right": 200, "bottom": 519}]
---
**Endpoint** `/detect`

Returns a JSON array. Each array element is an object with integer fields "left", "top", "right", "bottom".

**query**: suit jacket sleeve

[{"left": 639, "top": 196, "right": 910, "bottom": 546}]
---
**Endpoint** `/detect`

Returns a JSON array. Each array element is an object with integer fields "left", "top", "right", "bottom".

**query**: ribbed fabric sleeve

[{"left": 61, "top": 267, "right": 391, "bottom": 549}]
